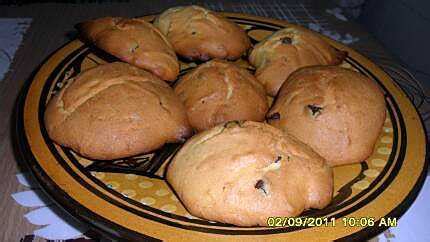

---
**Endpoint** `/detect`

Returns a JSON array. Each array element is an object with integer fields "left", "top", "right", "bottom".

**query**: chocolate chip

[
  {"left": 255, "top": 180, "right": 264, "bottom": 189},
  {"left": 307, "top": 105, "right": 323, "bottom": 117},
  {"left": 266, "top": 112, "right": 280, "bottom": 121},
  {"left": 274, "top": 156, "right": 282, "bottom": 163},
  {"left": 281, "top": 37, "right": 292, "bottom": 44},
  {"left": 191, "top": 31, "right": 197, "bottom": 35},
  {"left": 255, "top": 179, "right": 268, "bottom": 195}
]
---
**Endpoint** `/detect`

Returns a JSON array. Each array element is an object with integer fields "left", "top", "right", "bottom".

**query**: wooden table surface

[{"left": 0, "top": 1, "right": 428, "bottom": 241}]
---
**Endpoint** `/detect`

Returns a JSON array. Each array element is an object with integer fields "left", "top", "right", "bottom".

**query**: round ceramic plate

[{"left": 16, "top": 13, "right": 427, "bottom": 241}]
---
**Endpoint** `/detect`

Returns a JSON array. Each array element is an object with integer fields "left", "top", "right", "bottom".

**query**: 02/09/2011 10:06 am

[{"left": 267, "top": 216, "right": 397, "bottom": 227}]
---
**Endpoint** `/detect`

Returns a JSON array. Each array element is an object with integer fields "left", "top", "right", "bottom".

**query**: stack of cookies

[{"left": 44, "top": 5, "right": 386, "bottom": 226}]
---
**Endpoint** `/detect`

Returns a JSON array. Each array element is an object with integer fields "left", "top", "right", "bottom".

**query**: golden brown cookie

[
  {"left": 249, "top": 26, "right": 346, "bottom": 96},
  {"left": 154, "top": 5, "right": 251, "bottom": 61},
  {"left": 174, "top": 60, "right": 268, "bottom": 131},
  {"left": 44, "top": 62, "right": 192, "bottom": 160},
  {"left": 167, "top": 121, "right": 333, "bottom": 226},
  {"left": 77, "top": 17, "right": 179, "bottom": 81},
  {"left": 267, "top": 66, "right": 386, "bottom": 166}
]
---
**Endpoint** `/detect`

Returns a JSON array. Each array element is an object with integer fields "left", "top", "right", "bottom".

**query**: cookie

[
  {"left": 174, "top": 59, "right": 268, "bottom": 131},
  {"left": 44, "top": 62, "right": 192, "bottom": 160},
  {"left": 154, "top": 5, "right": 251, "bottom": 61},
  {"left": 77, "top": 17, "right": 179, "bottom": 81},
  {"left": 167, "top": 121, "right": 333, "bottom": 226},
  {"left": 267, "top": 66, "right": 386, "bottom": 166},
  {"left": 249, "top": 26, "right": 346, "bottom": 96}
]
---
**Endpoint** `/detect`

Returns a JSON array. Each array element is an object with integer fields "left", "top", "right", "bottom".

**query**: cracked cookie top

[
  {"left": 267, "top": 66, "right": 386, "bottom": 166},
  {"left": 44, "top": 62, "right": 191, "bottom": 160},
  {"left": 154, "top": 5, "right": 251, "bottom": 61},
  {"left": 174, "top": 59, "right": 268, "bottom": 131},
  {"left": 167, "top": 121, "right": 333, "bottom": 226},
  {"left": 249, "top": 26, "right": 346, "bottom": 96},
  {"left": 77, "top": 17, "right": 179, "bottom": 81}
]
